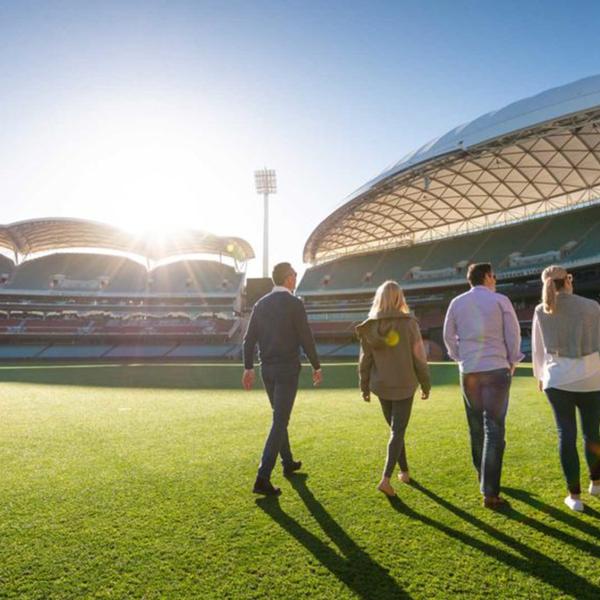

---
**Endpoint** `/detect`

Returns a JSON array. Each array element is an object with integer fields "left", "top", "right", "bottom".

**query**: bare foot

[{"left": 377, "top": 480, "right": 396, "bottom": 497}]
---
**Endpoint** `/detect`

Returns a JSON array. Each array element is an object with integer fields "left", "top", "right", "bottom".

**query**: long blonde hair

[
  {"left": 541, "top": 265, "right": 569, "bottom": 314},
  {"left": 368, "top": 280, "right": 410, "bottom": 318}
]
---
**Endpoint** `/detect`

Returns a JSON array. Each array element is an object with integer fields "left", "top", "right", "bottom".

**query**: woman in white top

[{"left": 532, "top": 265, "right": 600, "bottom": 511}]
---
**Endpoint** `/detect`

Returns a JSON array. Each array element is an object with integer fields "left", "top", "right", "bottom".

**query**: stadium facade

[{"left": 298, "top": 75, "right": 600, "bottom": 360}]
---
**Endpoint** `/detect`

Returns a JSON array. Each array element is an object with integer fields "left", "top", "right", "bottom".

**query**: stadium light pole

[{"left": 254, "top": 168, "right": 277, "bottom": 277}]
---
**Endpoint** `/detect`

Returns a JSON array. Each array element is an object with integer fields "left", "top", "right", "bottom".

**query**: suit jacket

[{"left": 243, "top": 289, "right": 320, "bottom": 371}]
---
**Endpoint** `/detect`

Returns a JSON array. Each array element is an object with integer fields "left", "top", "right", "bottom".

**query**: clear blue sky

[{"left": 1, "top": 0, "right": 599, "bottom": 276}]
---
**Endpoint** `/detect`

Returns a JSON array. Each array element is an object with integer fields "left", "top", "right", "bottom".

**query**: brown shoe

[
  {"left": 253, "top": 477, "right": 282, "bottom": 496},
  {"left": 283, "top": 460, "right": 302, "bottom": 477},
  {"left": 483, "top": 496, "right": 510, "bottom": 510}
]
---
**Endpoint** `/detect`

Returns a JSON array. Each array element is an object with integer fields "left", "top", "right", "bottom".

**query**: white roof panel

[
  {"left": 351, "top": 75, "right": 600, "bottom": 201},
  {"left": 305, "top": 75, "right": 600, "bottom": 264}
]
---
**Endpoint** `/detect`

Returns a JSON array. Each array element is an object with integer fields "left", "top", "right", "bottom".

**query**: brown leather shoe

[
  {"left": 253, "top": 477, "right": 281, "bottom": 496},
  {"left": 483, "top": 496, "right": 510, "bottom": 510},
  {"left": 283, "top": 460, "right": 302, "bottom": 477}
]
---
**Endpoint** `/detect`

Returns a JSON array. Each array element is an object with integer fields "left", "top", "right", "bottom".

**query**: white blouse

[{"left": 532, "top": 312, "right": 600, "bottom": 392}]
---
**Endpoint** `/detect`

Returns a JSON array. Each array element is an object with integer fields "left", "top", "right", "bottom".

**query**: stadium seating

[
  {"left": 416, "top": 233, "right": 482, "bottom": 271},
  {"left": 309, "top": 321, "right": 357, "bottom": 336},
  {"left": 0, "top": 319, "right": 26, "bottom": 334},
  {"left": 298, "top": 252, "right": 378, "bottom": 291},
  {"left": 166, "top": 344, "right": 239, "bottom": 358},
  {"left": 563, "top": 219, "right": 600, "bottom": 262},
  {"left": 515, "top": 306, "right": 536, "bottom": 322},
  {"left": 3, "top": 254, "right": 246, "bottom": 300},
  {"left": 0, "top": 255, "right": 14, "bottom": 284},
  {"left": 149, "top": 260, "right": 243, "bottom": 294},
  {"left": 0, "top": 311, "right": 237, "bottom": 340},
  {"left": 22, "top": 318, "right": 90, "bottom": 335},
  {"left": 104, "top": 344, "right": 178, "bottom": 358},
  {"left": 6, "top": 253, "right": 147, "bottom": 293},
  {"left": 0, "top": 344, "right": 48, "bottom": 359},
  {"left": 92, "top": 323, "right": 147, "bottom": 335},
  {"left": 496, "top": 211, "right": 597, "bottom": 273},
  {"left": 297, "top": 205, "right": 600, "bottom": 364},
  {"left": 298, "top": 203, "right": 600, "bottom": 293},
  {"left": 315, "top": 340, "right": 443, "bottom": 360},
  {"left": 410, "top": 266, "right": 457, "bottom": 280},
  {"left": 517, "top": 209, "right": 592, "bottom": 256},
  {"left": 468, "top": 227, "right": 529, "bottom": 271},
  {"left": 299, "top": 240, "right": 458, "bottom": 292},
  {"left": 0, "top": 249, "right": 247, "bottom": 361},
  {"left": 38, "top": 344, "right": 114, "bottom": 359},
  {"left": 374, "top": 243, "right": 442, "bottom": 282},
  {"left": 414, "top": 308, "right": 445, "bottom": 330},
  {"left": 315, "top": 343, "right": 359, "bottom": 358}
]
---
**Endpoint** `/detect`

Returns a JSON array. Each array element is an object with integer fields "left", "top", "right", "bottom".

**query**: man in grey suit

[{"left": 243, "top": 262, "right": 322, "bottom": 496}]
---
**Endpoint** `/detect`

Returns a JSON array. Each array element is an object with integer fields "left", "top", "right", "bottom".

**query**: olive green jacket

[{"left": 356, "top": 310, "right": 431, "bottom": 400}]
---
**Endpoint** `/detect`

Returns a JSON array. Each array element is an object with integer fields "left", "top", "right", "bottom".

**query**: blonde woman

[
  {"left": 532, "top": 265, "right": 600, "bottom": 512},
  {"left": 356, "top": 280, "right": 431, "bottom": 497}
]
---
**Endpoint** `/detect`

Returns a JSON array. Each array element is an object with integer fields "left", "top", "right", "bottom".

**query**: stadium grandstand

[
  {"left": 298, "top": 75, "right": 600, "bottom": 360},
  {"left": 5, "top": 77, "right": 600, "bottom": 365},
  {"left": 0, "top": 218, "right": 254, "bottom": 361}
]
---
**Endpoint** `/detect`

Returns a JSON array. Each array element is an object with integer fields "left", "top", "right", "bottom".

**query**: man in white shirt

[{"left": 443, "top": 263, "right": 523, "bottom": 509}]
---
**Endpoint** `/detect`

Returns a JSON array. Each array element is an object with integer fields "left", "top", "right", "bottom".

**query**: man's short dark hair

[
  {"left": 467, "top": 262, "right": 492, "bottom": 287},
  {"left": 272, "top": 262, "right": 296, "bottom": 286}
]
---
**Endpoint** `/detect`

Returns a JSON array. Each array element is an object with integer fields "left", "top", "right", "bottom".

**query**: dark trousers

[
  {"left": 545, "top": 387, "right": 600, "bottom": 495},
  {"left": 460, "top": 368, "right": 511, "bottom": 497},
  {"left": 257, "top": 364, "right": 300, "bottom": 480},
  {"left": 379, "top": 397, "right": 414, "bottom": 478}
]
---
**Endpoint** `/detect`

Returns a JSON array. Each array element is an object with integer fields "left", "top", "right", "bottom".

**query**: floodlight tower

[{"left": 254, "top": 168, "right": 277, "bottom": 277}]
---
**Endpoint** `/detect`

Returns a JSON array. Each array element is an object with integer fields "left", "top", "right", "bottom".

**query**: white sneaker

[
  {"left": 564, "top": 496, "right": 584, "bottom": 512},
  {"left": 589, "top": 482, "right": 600, "bottom": 497}
]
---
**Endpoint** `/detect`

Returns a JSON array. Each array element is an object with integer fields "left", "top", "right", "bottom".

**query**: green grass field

[{"left": 1, "top": 364, "right": 599, "bottom": 599}]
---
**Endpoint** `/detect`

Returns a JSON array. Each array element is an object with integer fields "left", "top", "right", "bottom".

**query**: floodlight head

[{"left": 254, "top": 168, "right": 277, "bottom": 194}]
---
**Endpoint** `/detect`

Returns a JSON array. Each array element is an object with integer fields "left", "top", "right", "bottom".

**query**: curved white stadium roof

[
  {"left": 0, "top": 218, "right": 254, "bottom": 263},
  {"left": 305, "top": 75, "right": 600, "bottom": 264}
]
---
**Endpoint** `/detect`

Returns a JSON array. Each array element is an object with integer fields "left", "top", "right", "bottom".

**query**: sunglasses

[{"left": 551, "top": 274, "right": 573, "bottom": 285}]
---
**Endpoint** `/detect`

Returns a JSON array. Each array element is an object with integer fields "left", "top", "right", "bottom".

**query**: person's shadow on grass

[
  {"left": 387, "top": 480, "right": 599, "bottom": 599},
  {"left": 499, "top": 487, "right": 600, "bottom": 558},
  {"left": 503, "top": 486, "right": 600, "bottom": 530},
  {"left": 256, "top": 474, "right": 411, "bottom": 600}
]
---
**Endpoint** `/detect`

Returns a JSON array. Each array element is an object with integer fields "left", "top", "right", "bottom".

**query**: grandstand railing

[
  {"left": 300, "top": 251, "right": 600, "bottom": 298},
  {"left": 0, "top": 288, "right": 241, "bottom": 299}
]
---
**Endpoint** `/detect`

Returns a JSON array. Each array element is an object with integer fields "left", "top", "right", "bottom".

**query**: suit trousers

[{"left": 257, "top": 363, "right": 300, "bottom": 480}]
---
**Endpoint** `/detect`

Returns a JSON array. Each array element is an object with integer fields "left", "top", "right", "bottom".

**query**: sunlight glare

[{"left": 32, "top": 95, "right": 257, "bottom": 239}]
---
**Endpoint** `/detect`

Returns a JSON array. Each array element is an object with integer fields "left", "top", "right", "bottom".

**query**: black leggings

[
  {"left": 379, "top": 397, "right": 414, "bottom": 478},
  {"left": 545, "top": 388, "right": 600, "bottom": 495}
]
